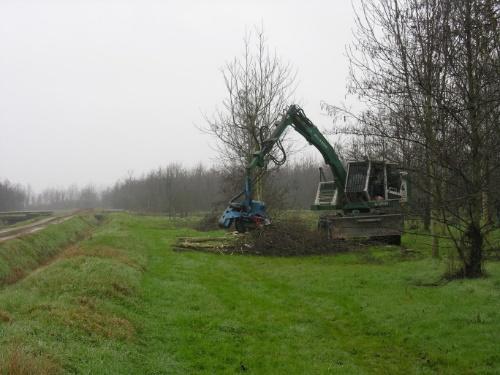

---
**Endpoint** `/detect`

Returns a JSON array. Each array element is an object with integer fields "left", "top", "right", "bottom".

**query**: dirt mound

[
  {"left": 177, "top": 216, "right": 352, "bottom": 256},
  {"left": 233, "top": 216, "right": 348, "bottom": 256}
]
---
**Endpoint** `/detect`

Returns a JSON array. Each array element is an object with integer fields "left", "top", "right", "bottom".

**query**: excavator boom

[{"left": 219, "top": 105, "right": 346, "bottom": 231}]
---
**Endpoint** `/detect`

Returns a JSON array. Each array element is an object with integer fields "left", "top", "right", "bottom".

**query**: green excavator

[{"left": 219, "top": 105, "right": 408, "bottom": 244}]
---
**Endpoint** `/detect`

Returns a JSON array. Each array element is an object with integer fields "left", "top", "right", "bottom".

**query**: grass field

[{"left": 0, "top": 213, "right": 499, "bottom": 374}]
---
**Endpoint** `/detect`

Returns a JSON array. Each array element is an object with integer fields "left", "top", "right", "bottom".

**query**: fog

[{"left": 0, "top": 0, "right": 354, "bottom": 191}]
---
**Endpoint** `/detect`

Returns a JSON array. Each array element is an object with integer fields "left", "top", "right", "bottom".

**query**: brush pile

[
  {"left": 233, "top": 216, "right": 345, "bottom": 256},
  {"left": 176, "top": 216, "right": 348, "bottom": 256}
]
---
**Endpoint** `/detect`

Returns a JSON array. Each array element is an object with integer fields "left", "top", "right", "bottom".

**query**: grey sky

[{"left": 0, "top": 0, "right": 354, "bottom": 191}]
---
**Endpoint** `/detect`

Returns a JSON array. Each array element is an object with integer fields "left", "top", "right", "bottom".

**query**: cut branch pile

[
  {"left": 175, "top": 217, "right": 351, "bottom": 256},
  {"left": 174, "top": 236, "right": 237, "bottom": 254}
]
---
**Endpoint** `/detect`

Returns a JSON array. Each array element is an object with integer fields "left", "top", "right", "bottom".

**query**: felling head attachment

[{"left": 218, "top": 200, "right": 270, "bottom": 233}]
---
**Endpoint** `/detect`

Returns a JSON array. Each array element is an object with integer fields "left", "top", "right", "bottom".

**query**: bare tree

[
  {"left": 205, "top": 27, "right": 296, "bottom": 200},
  {"left": 324, "top": 0, "right": 499, "bottom": 277}
]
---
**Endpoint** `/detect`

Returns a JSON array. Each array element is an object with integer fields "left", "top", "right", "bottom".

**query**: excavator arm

[
  {"left": 219, "top": 104, "right": 346, "bottom": 231},
  {"left": 285, "top": 106, "right": 346, "bottom": 193}
]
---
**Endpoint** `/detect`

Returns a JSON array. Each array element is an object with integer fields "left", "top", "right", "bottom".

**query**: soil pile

[{"left": 233, "top": 216, "right": 347, "bottom": 256}]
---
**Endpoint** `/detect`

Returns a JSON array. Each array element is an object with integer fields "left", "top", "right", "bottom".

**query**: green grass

[
  {"left": 0, "top": 213, "right": 499, "bottom": 374},
  {"left": 0, "top": 215, "right": 98, "bottom": 285}
]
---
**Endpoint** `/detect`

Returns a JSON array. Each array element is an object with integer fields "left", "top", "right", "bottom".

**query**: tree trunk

[
  {"left": 482, "top": 158, "right": 491, "bottom": 224},
  {"left": 423, "top": 79, "right": 439, "bottom": 256},
  {"left": 431, "top": 215, "right": 440, "bottom": 258},
  {"left": 423, "top": 199, "right": 431, "bottom": 231},
  {"left": 462, "top": 0, "right": 484, "bottom": 277},
  {"left": 463, "top": 223, "right": 483, "bottom": 277}
]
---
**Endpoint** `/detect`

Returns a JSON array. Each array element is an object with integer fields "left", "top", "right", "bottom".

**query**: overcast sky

[{"left": 0, "top": 0, "right": 355, "bottom": 191}]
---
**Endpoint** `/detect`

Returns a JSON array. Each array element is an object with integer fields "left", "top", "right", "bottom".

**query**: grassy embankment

[
  {"left": 0, "top": 212, "right": 499, "bottom": 374},
  {"left": 0, "top": 215, "right": 99, "bottom": 285}
]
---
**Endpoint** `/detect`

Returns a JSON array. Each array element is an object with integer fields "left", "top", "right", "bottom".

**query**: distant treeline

[
  {"left": 0, "top": 180, "right": 100, "bottom": 212},
  {"left": 0, "top": 160, "right": 324, "bottom": 214},
  {"left": 102, "top": 164, "right": 223, "bottom": 215},
  {"left": 0, "top": 180, "right": 29, "bottom": 211}
]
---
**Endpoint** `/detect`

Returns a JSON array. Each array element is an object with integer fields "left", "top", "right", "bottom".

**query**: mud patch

[
  {"left": 0, "top": 345, "right": 61, "bottom": 375},
  {"left": 1, "top": 267, "right": 26, "bottom": 285},
  {"left": 0, "top": 309, "right": 12, "bottom": 323}
]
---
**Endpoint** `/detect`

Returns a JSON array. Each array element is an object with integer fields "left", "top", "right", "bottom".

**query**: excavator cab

[
  {"left": 313, "top": 160, "right": 407, "bottom": 210},
  {"left": 345, "top": 160, "right": 407, "bottom": 204}
]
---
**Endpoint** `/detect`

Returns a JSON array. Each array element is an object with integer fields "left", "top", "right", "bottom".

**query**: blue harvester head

[{"left": 218, "top": 199, "right": 269, "bottom": 232}]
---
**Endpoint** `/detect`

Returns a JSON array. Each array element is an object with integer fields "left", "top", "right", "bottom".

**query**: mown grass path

[
  {"left": 0, "top": 213, "right": 499, "bottom": 374},
  {"left": 130, "top": 215, "right": 500, "bottom": 374}
]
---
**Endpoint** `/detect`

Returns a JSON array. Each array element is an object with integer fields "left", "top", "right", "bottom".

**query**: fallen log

[
  {"left": 176, "top": 236, "right": 228, "bottom": 243},
  {"left": 174, "top": 235, "right": 236, "bottom": 254}
]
